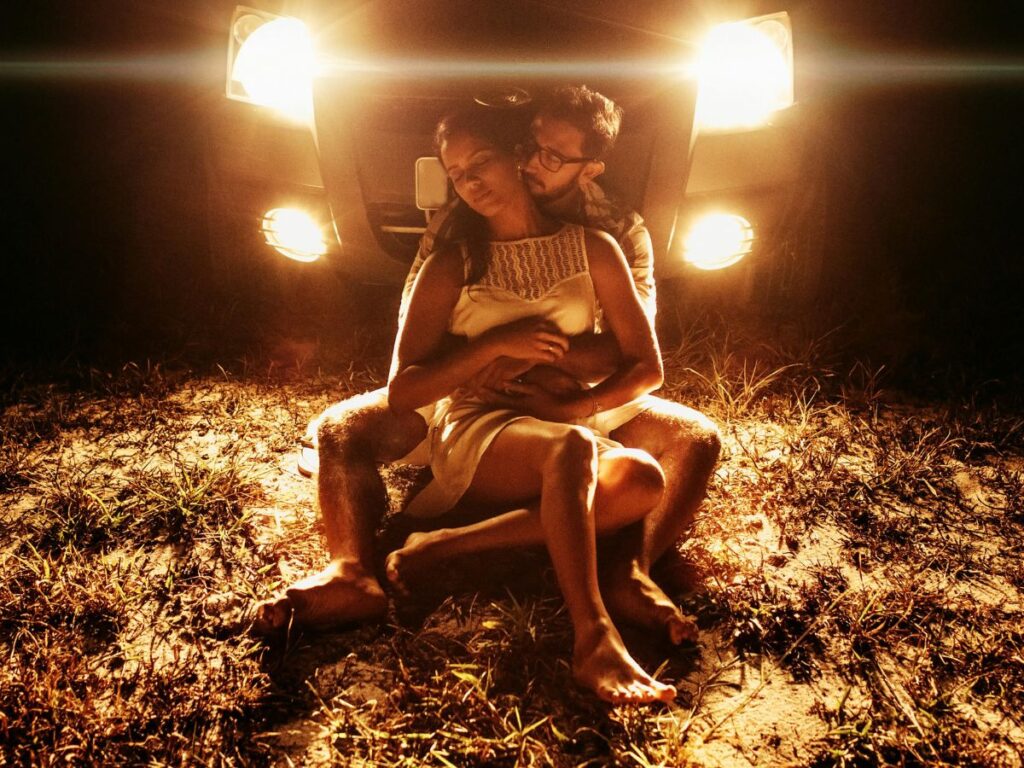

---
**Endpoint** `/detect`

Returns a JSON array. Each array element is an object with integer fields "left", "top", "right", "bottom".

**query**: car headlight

[
  {"left": 695, "top": 12, "right": 794, "bottom": 132},
  {"left": 683, "top": 212, "right": 754, "bottom": 271},
  {"left": 227, "top": 10, "right": 314, "bottom": 123}
]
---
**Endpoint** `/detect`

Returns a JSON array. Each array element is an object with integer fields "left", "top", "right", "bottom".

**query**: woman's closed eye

[{"left": 450, "top": 153, "right": 495, "bottom": 185}]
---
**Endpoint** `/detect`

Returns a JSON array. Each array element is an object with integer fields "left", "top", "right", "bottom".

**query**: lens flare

[
  {"left": 231, "top": 17, "right": 314, "bottom": 122},
  {"left": 696, "top": 17, "right": 793, "bottom": 131},
  {"left": 261, "top": 208, "right": 328, "bottom": 263},
  {"left": 683, "top": 213, "right": 754, "bottom": 270}
]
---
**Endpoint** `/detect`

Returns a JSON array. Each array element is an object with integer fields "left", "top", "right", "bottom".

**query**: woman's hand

[
  {"left": 466, "top": 356, "right": 535, "bottom": 396},
  {"left": 484, "top": 380, "right": 590, "bottom": 422},
  {"left": 481, "top": 317, "right": 569, "bottom": 364}
]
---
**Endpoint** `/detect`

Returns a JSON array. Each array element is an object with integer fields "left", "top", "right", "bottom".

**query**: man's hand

[
  {"left": 519, "top": 365, "right": 584, "bottom": 397},
  {"left": 473, "top": 361, "right": 585, "bottom": 405},
  {"left": 549, "top": 331, "right": 621, "bottom": 381},
  {"left": 481, "top": 317, "right": 569, "bottom": 364},
  {"left": 482, "top": 380, "right": 588, "bottom": 422}
]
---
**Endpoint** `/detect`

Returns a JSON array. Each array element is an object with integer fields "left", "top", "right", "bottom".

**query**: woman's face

[{"left": 440, "top": 131, "right": 522, "bottom": 217}]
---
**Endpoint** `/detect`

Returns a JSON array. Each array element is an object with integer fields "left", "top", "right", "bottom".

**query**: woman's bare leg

[
  {"left": 387, "top": 420, "right": 674, "bottom": 704},
  {"left": 385, "top": 445, "right": 663, "bottom": 590}
]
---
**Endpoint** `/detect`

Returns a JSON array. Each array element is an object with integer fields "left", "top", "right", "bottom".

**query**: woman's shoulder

[
  {"left": 419, "top": 244, "right": 469, "bottom": 287},
  {"left": 581, "top": 227, "right": 624, "bottom": 265}
]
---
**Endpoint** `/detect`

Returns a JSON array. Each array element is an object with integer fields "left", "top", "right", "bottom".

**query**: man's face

[{"left": 521, "top": 115, "right": 592, "bottom": 204}]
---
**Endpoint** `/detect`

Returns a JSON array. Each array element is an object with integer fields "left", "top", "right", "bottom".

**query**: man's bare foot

[
  {"left": 250, "top": 560, "right": 387, "bottom": 635},
  {"left": 573, "top": 619, "right": 676, "bottom": 704},
  {"left": 385, "top": 530, "right": 449, "bottom": 596},
  {"left": 602, "top": 563, "right": 698, "bottom": 645},
  {"left": 251, "top": 595, "right": 292, "bottom": 635}
]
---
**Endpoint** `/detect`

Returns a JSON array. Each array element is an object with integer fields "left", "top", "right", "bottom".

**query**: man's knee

[
  {"left": 317, "top": 389, "right": 425, "bottom": 463},
  {"left": 685, "top": 410, "right": 722, "bottom": 467},
  {"left": 615, "top": 399, "right": 721, "bottom": 468}
]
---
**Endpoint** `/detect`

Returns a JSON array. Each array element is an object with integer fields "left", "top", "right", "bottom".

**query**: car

[{"left": 207, "top": 0, "right": 821, "bottom": 313}]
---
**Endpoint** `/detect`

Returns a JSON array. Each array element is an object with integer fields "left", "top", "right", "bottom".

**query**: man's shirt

[{"left": 398, "top": 181, "right": 656, "bottom": 330}]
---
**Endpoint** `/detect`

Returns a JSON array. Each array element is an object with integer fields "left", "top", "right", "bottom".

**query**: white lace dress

[{"left": 404, "top": 223, "right": 653, "bottom": 519}]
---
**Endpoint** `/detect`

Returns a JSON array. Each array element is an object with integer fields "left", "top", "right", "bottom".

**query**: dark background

[{"left": 2, "top": 1, "right": 1022, "bottom": 379}]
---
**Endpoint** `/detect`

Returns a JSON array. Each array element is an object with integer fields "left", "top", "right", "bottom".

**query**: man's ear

[{"left": 579, "top": 159, "right": 606, "bottom": 185}]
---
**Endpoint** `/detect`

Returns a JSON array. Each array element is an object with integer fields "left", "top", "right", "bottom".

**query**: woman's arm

[
  {"left": 388, "top": 248, "right": 570, "bottom": 412},
  {"left": 499, "top": 230, "right": 662, "bottom": 420},
  {"left": 583, "top": 228, "right": 664, "bottom": 408}
]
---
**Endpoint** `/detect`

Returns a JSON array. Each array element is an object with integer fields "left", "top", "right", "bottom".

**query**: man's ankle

[{"left": 325, "top": 558, "right": 377, "bottom": 581}]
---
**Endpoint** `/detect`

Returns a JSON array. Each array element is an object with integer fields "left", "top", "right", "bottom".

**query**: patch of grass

[
  {"left": 2, "top": 327, "right": 1023, "bottom": 766},
  {"left": 126, "top": 455, "right": 264, "bottom": 544}
]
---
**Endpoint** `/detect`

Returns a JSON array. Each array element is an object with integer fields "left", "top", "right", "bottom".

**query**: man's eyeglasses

[{"left": 519, "top": 139, "right": 596, "bottom": 173}]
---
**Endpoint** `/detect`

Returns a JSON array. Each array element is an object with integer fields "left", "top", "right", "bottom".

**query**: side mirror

[{"left": 415, "top": 157, "right": 449, "bottom": 211}]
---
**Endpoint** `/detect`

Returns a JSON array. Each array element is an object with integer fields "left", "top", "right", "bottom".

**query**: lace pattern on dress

[{"left": 475, "top": 225, "right": 588, "bottom": 301}]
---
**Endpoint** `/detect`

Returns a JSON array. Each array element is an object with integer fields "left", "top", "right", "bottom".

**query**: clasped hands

[{"left": 467, "top": 317, "right": 592, "bottom": 422}]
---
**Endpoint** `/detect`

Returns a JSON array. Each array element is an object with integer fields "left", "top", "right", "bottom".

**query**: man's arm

[
  {"left": 553, "top": 183, "right": 654, "bottom": 383},
  {"left": 550, "top": 332, "right": 622, "bottom": 381}
]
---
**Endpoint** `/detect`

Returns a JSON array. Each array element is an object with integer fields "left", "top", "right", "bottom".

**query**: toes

[
  {"left": 657, "top": 682, "right": 677, "bottom": 702},
  {"left": 612, "top": 685, "right": 637, "bottom": 704},
  {"left": 384, "top": 553, "right": 408, "bottom": 596},
  {"left": 600, "top": 679, "right": 675, "bottom": 705},
  {"left": 627, "top": 682, "right": 655, "bottom": 703},
  {"left": 250, "top": 597, "right": 291, "bottom": 636},
  {"left": 597, "top": 683, "right": 621, "bottom": 704},
  {"left": 667, "top": 613, "right": 699, "bottom": 644}
]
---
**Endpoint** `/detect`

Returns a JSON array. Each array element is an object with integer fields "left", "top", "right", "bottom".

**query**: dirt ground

[{"left": 2, "top": 322, "right": 1023, "bottom": 766}]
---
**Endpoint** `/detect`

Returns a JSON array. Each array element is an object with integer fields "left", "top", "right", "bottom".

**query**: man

[{"left": 253, "top": 86, "right": 720, "bottom": 644}]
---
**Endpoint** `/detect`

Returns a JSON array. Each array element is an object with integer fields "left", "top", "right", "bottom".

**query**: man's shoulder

[{"left": 581, "top": 181, "right": 646, "bottom": 238}]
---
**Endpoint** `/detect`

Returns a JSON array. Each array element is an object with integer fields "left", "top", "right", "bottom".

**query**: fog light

[
  {"left": 683, "top": 213, "right": 753, "bottom": 271},
  {"left": 261, "top": 208, "right": 327, "bottom": 263}
]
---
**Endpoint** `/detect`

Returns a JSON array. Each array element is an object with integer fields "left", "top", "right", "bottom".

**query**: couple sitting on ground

[{"left": 253, "top": 86, "right": 721, "bottom": 705}]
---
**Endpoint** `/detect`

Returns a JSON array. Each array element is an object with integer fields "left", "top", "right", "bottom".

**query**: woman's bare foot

[
  {"left": 250, "top": 560, "right": 387, "bottom": 635},
  {"left": 602, "top": 563, "right": 698, "bottom": 645},
  {"left": 384, "top": 530, "right": 449, "bottom": 596},
  {"left": 573, "top": 619, "right": 676, "bottom": 704}
]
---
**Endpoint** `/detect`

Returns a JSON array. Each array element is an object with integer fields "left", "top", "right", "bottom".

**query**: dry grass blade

[{"left": 1, "top": 324, "right": 1022, "bottom": 767}]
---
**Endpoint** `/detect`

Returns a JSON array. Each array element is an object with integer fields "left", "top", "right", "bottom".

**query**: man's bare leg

[
  {"left": 252, "top": 388, "right": 426, "bottom": 633},
  {"left": 602, "top": 399, "right": 721, "bottom": 644}
]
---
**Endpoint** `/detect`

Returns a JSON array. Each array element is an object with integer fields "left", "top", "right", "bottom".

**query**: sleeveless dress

[{"left": 404, "top": 223, "right": 653, "bottom": 519}]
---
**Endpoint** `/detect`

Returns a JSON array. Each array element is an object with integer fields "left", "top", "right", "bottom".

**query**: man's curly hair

[{"left": 538, "top": 85, "right": 623, "bottom": 159}]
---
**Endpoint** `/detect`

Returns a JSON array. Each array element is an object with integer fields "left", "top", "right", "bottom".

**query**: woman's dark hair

[{"left": 432, "top": 102, "right": 531, "bottom": 285}]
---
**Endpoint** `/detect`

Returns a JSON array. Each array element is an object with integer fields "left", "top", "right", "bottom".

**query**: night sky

[{"left": 2, "top": 1, "right": 1022, "bottom": 375}]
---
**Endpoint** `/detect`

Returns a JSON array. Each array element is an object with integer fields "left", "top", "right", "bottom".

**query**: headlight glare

[
  {"left": 230, "top": 16, "right": 314, "bottom": 122},
  {"left": 261, "top": 208, "right": 328, "bottom": 263},
  {"left": 695, "top": 14, "right": 793, "bottom": 132},
  {"left": 683, "top": 213, "right": 753, "bottom": 271}
]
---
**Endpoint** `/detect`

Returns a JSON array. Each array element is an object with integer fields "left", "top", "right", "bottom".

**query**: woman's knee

[
  {"left": 542, "top": 425, "right": 599, "bottom": 479},
  {"left": 599, "top": 449, "right": 666, "bottom": 513}
]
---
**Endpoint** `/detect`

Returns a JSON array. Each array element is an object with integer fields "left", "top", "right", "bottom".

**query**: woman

[{"left": 386, "top": 103, "right": 675, "bottom": 704}]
